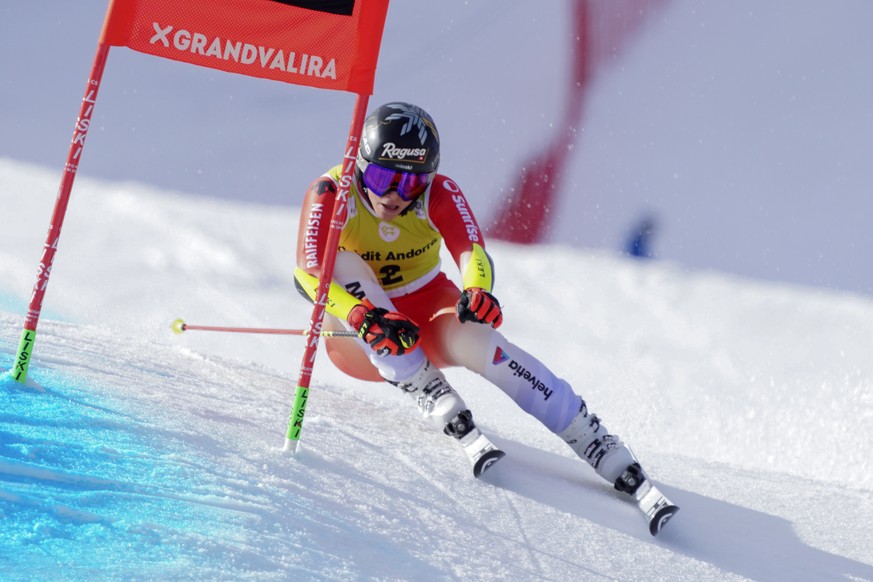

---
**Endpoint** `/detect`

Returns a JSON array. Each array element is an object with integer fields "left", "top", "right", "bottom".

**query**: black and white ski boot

[
  {"left": 389, "top": 361, "right": 505, "bottom": 478},
  {"left": 615, "top": 462, "right": 680, "bottom": 536},
  {"left": 559, "top": 402, "right": 638, "bottom": 483},
  {"left": 445, "top": 410, "right": 505, "bottom": 478},
  {"left": 560, "top": 403, "right": 679, "bottom": 535}
]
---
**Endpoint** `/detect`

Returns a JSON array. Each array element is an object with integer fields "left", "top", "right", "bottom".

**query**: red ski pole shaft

[{"left": 170, "top": 319, "right": 356, "bottom": 337}]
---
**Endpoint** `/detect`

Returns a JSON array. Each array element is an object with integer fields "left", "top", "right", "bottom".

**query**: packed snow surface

[{"left": 2, "top": 160, "right": 872, "bottom": 580}]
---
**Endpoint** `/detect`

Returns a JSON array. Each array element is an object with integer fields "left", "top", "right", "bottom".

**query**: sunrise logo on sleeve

[{"left": 99, "top": 0, "right": 389, "bottom": 94}]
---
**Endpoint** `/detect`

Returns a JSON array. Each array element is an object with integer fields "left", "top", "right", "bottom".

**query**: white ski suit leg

[
  {"left": 329, "top": 251, "right": 637, "bottom": 483},
  {"left": 442, "top": 321, "right": 638, "bottom": 483}
]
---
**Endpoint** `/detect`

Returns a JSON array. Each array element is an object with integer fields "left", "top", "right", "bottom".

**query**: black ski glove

[
  {"left": 456, "top": 287, "right": 503, "bottom": 328},
  {"left": 348, "top": 299, "right": 420, "bottom": 356}
]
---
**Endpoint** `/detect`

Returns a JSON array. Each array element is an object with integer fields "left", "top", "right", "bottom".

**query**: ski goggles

[{"left": 361, "top": 162, "right": 433, "bottom": 202}]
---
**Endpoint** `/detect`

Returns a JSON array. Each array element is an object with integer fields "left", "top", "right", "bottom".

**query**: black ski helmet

[{"left": 357, "top": 102, "right": 440, "bottom": 174}]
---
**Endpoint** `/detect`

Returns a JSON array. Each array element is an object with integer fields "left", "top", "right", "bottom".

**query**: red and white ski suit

[{"left": 295, "top": 166, "right": 583, "bottom": 433}]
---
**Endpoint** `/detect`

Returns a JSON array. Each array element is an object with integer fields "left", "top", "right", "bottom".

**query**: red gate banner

[{"left": 99, "top": 0, "right": 389, "bottom": 94}]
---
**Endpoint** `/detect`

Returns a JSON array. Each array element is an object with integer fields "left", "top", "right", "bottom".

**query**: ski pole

[{"left": 170, "top": 318, "right": 357, "bottom": 337}]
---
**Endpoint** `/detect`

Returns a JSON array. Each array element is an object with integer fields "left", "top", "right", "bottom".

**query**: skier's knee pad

[{"left": 441, "top": 319, "right": 496, "bottom": 371}]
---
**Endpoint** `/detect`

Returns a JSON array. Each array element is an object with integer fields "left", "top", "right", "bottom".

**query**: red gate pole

[
  {"left": 283, "top": 93, "right": 370, "bottom": 454},
  {"left": 11, "top": 43, "right": 112, "bottom": 385}
]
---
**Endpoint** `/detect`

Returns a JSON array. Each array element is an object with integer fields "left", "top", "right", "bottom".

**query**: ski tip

[
  {"left": 649, "top": 504, "right": 679, "bottom": 536},
  {"left": 473, "top": 449, "right": 505, "bottom": 478}
]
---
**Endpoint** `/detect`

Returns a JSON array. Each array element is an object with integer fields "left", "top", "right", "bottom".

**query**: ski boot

[
  {"left": 445, "top": 409, "right": 505, "bottom": 477},
  {"left": 558, "top": 401, "right": 637, "bottom": 483},
  {"left": 615, "top": 462, "right": 680, "bottom": 536},
  {"left": 390, "top": 360, "right": 504, "bottom": 477}
]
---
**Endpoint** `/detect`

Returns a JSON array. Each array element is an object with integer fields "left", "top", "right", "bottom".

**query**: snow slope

[{"left": 2, "top": 160, "right": 873, "bottom": 580}]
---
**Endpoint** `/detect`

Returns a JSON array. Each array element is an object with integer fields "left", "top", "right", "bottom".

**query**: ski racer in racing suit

[{"left": 294, "top": 102, "right": 648, "bottom": 493}]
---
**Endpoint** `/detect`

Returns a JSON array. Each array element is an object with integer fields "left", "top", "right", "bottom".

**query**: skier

[
  {"left": 294, "top": 102, "right": 651, "bottom": 499},
  {"left": 626, "top": 215, "right": 657, "bottom": 259}
]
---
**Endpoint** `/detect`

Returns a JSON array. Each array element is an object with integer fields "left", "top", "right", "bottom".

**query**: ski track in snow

[
  {"left": 3, "top": 332, "right": 872, "bottom": 581},
  {"left": 2, "top": 164, "right": 873, "bottom": 578}
]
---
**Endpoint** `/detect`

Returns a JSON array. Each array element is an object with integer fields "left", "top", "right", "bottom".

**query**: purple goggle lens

[{"left": 362, "top": 163, "right": 432, "bottom": 202}]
